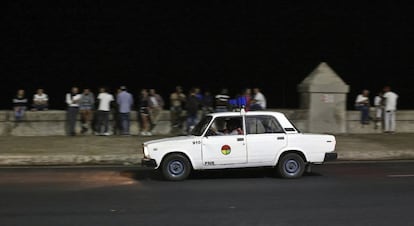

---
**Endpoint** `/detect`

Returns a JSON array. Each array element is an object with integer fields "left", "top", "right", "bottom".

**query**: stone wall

[
  {"left": 1, "top": 109, "right": 413, "bottom": 136},
  {"left": 0, "top": 110, "right": 171, "bottom": 136},
  {"left": 346, "top": 110, "right": 414, "bottom": 134}
]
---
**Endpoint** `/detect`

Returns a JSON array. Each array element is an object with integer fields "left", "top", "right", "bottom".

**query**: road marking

[{"left": 387, "top": 174, "right": 414, "bottom": 178}]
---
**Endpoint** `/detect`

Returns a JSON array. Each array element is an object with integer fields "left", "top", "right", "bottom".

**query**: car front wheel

[
  {"left": 277, "top": 153, "right": 305, "bottom": 179},
  {"left": 161, "top": 154, "right": 191, "bottom": 181}
]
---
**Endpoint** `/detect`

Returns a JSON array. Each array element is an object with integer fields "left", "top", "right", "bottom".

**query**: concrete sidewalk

[{"left": 0, "top": 133, "right": 413, "bottom": 166}]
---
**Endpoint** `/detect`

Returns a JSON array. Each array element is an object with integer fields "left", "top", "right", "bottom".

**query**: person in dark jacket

[
  {"left": 185, "top": 88, "right": 201, "bottom": 134},
  {"left": 12, "top": 89, "right": 28, "bottom": 123}
]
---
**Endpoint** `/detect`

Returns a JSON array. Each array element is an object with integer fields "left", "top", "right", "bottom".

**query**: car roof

[{"left": 207, "top": 111, "right": 286, "bottom": 118}]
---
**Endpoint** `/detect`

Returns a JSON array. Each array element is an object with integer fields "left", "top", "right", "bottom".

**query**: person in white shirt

[
  {"left": 148, "top": 88, "right": 164, "bottom": 123},
  {"left": 95, "top": 87, "right": 114, "bottom": 136},
  {"left": 354, "top": 89, "right": 370, "bottom": 125},
  {"left": 66, "top": 87, "right": 82, "bottom": 136},
  {"left": 32, "top": 88, "right": 49, "bottom": 111},
  {"left": 382, "top": 86, "right": 399, "bottom": 133},
  {"left": 250, "top": 88, "right": 267, "bottom": 111}
]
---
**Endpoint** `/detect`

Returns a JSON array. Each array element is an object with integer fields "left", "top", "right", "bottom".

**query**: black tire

[
  {"left": 161, "top": 154, "right": 192, "bottom": 181},
  {"left": 277, "top": 153, "right": 305, "bottom": 179}
]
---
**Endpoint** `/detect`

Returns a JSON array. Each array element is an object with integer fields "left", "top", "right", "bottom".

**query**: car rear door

[{"left": 245, "top": 115, "right": 287, "bottom": 165}]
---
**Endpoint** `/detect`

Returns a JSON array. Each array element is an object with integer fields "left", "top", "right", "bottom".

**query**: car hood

[{"left": 144, "top": 135, "right": 197, "bottom": 146}]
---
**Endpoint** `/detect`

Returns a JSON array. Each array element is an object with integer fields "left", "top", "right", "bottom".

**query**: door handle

[
  {"left": 237, "top": 138, "right": 244, "bottom": 141},
  {"left": 277, "top": 137, "right": 285, "bottom": 140}
]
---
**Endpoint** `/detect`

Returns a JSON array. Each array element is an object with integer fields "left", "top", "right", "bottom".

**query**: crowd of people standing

[
  {"left": 13, "top": 84, "right": 402, "bottom": 135},
  {"left": 354, "top": 85, "right": 399, "bottom": 133},
  {"left": 166, "top": 86, "right": 267, "bottom": 134},
  {"left": 11, "top": 85, "right": 267, "bottom": 136},
  {"left": 64, "top": 85, "right": 157, "bottom": 136}
]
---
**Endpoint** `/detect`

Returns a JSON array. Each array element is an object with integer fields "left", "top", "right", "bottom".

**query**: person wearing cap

[{"left": 117, "top": 86, "right": 134, "bottom": 135}]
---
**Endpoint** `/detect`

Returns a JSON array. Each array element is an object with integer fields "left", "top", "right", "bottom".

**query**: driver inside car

[{"left": 209, "top": 118, "right": 243, "bottom": 135}]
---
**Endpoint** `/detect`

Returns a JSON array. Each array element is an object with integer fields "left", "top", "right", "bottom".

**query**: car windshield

[{"left": 190, "top": 116, "right": 213, "bottom": 136}]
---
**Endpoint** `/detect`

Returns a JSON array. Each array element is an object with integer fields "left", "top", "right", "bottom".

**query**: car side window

[
  {"left": 246, "top": 116, "right": 284, "bottom": 134},
  {"left": 207, "top": 116, "right": 244, "bottom": 136},
  {"left": 264, "top": 116, "right": 284, "bottom": 133},
  {"left": 206, "top": 117, "right": 226, "bottom": 136}
]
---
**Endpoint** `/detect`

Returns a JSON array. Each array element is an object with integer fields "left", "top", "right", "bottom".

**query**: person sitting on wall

[
  {"left": 32, "top": 88, "right": 49, "bottom": 111},
  {"left": 354, "top": 89, "right": 371, "bottom": 125}
]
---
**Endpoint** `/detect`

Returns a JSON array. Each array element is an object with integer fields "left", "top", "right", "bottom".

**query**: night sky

[{"left": 2, "top": 1, "right": 414, "bottom": 110}]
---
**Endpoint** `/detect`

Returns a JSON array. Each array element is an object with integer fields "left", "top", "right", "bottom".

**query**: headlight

[{"left": 143, "top": 145, "right": 149, "bottom": 158}]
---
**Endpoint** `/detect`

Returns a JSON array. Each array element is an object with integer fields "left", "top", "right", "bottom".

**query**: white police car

[{"left": 142, "top": 110, "right": 337, "bottom": 181}]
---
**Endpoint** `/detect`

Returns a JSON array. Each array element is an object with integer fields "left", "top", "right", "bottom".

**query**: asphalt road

[{"left": 1, "top": 162, "right": 414, "bottom": 226}]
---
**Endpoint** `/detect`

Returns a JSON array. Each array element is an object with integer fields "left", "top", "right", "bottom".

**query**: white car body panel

[{"left": 142, "top": 111, "right": 337, "bottom": 171}]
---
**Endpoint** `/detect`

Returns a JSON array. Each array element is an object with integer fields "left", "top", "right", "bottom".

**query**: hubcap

[
  {"left": 168, "top": 160, "right": 185, "bottom": 176},
  {"left": 284, "top": 159, "right": 299, "bottom": 174}
]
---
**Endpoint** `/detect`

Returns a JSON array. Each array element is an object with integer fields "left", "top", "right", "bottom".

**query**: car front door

[{"left": 201, "top": 116, "right": 247, "bottom": 166}]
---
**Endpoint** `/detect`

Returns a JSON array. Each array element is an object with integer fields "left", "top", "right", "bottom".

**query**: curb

[
  {"left": 1, "top": 153, "right": 413, "bottom": 166},
  {"left": 0, "top": 154, "right": 142, "bottom": 166}
]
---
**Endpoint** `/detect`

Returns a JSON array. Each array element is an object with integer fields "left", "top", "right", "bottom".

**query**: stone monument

[{"left": 297, "top": 62, "right": 349, "bottom": 133}]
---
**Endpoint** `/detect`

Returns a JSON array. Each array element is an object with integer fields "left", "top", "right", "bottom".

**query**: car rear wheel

[
  {"left": 161, "top": 154, "right": 191, "bottom": 181},
  {"left": 277, "top": 153, "right": 305, "bottom": 179}
]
